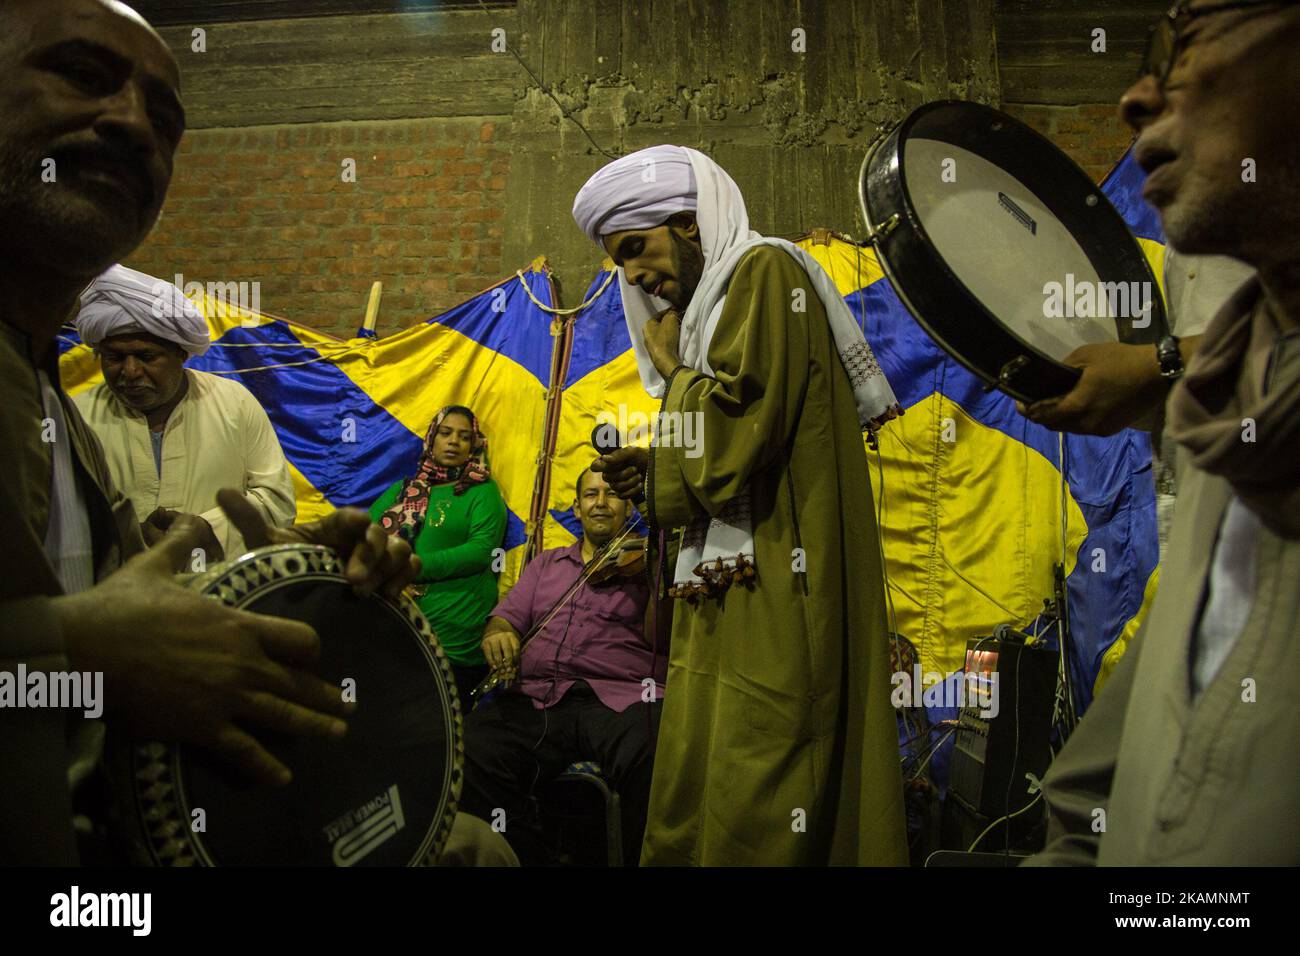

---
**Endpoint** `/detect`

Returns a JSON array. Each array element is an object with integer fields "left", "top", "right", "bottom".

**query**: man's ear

[{"left": 667, "top": 212, "right": 699, "bottom": 241}]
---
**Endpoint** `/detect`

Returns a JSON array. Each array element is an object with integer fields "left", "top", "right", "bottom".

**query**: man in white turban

[
  {"left": 569, "top": 145, "right": 908, "bottom": 866},
  {"left": 74, "top": 264, "right": 295, "bottom": 561}
]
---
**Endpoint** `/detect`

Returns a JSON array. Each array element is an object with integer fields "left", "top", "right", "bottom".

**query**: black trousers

[{"left": 459, "top": 682, "right": 661, "bottom": 866}]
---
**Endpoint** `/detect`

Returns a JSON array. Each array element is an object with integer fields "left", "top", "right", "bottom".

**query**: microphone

[
  {"left": 592, "top": 422, "right": 621, "bottom": 456},
  {"left": 993, "top": 623, "right": 1031, "bottom": 644},
  {"left": 591, "top": 423, "right": 645, "bottom": 505}
]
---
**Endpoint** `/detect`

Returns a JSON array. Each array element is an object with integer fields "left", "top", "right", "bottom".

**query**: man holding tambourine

[
  {"left": 1020, "top": 249, "right": 1255, "bottom": 553},
  {"left": 1021, "top": 0, "right": 1300, "bottom": 866}
]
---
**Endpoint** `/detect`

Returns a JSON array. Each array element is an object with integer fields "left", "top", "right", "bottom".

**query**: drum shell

[{"left": 108, "top": 544, "right": 462, "bottom": 867}]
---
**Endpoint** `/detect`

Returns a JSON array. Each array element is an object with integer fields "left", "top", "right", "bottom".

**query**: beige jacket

[
  {"left": 1026, "top": 453, "right": 1300, "bottom": 865},
  {"left": 0, "top": 321, "right": 144, "bottom": 865}
]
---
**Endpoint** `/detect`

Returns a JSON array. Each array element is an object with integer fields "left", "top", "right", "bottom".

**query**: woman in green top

[{"left": 371, "top": 404, "right": 507, "bottom": 713}]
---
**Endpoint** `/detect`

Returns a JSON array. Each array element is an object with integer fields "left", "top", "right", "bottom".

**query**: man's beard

[
  {"left": 1162, "top": 163, "right": 1300, "bottom": 267},
  {"left": 1160, "top": 188, "right": 1242, "bottom": 257},
  {"left": 668, "top": 229, "right": 705, "bottom": 310},
  {"left": 584, "top": 512, "right": 624, "bottom": 550},
  {"left": 0, "top": 138, "right": 153, "bottom": 274}
]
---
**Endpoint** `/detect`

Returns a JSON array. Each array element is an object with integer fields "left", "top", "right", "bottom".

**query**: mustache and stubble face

[
  {"left": 99, "top": 331, "right": 187, "bottom": 412},
  {"left": 575, "top": 469, "right": 630, "bottom": 547},
  {"left": 0, "top": 0, "right": 185, "bottom": 282},
  {"left": 1119, "top": 5, "right": 1300, "bottom": 265},
  {"left": 602, "top": 214, "right": 706, "bottom": 312}
]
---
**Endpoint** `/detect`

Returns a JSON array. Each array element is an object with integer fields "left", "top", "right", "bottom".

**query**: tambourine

[{"left": 860, "top": 100, "right": 1166, "bottom": 403}]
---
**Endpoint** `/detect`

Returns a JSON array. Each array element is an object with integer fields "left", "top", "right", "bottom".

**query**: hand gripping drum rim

[{"left": 112, "top": 543, "right": 463, "bottom": 867}]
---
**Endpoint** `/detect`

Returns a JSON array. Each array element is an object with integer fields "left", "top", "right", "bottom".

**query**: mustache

[
  {"left": 54, "top": 143, "right": 156, "bottom": 207},
  {"left": 1133, "top": 137, "right": 1177, "bottom": 175}
]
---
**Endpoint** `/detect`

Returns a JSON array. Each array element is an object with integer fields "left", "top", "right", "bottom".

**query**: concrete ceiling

[{"left": 128, "top": 0, "right": 513, "bottom": 27}]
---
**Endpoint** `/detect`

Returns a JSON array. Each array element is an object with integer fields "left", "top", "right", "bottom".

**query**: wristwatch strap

[{"left": 1156, "top": 334, "right": 1184, "bottom": 380}]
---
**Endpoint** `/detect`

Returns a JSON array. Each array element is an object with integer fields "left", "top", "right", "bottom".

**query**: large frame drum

[
  {"left": 112, "top": 543, "right": 462, "bottom": 866},
  {"left": 860, "top": 100, "right": 1166, "bottom": 403}
]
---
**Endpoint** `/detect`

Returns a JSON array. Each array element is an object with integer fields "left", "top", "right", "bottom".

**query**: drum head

[
  {"left": 860, "top": 101, "right": 1165, "bottom": 402},
  {"left": 121, "top": 545, "right": 461, "bottom": 866}
]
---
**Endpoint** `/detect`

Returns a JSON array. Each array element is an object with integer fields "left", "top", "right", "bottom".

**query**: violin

[
  {"left": 470, "top": 528, "right": 647, "bottom": 703},
  {"left": 587, "top": 536, "right": 648, "bottom": 586}
]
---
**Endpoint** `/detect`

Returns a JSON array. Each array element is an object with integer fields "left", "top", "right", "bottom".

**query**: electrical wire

[
  {"left": 902, "top": 719, "right": 956, "bottom": 772},
  {"left": 907, "top": 727, "right": 957, "bottom": 781},
  {"left": 822, "top": 238, "right": 919, "bottom": 753},
  {"left": 842, "top": 241, "right": 916, "bottom": 747},
  {"left": 1054, "top": 431, "right": 1079, "bottom": 736},
  {"left": 965, "top": 790, "right": 1044, "bottom": 854},
  {"left": 898, "top": 720, "right": 957, "bottom": 751},
  {"left": 1002, "top": 636, "right": 1025, "bottom": 858}
]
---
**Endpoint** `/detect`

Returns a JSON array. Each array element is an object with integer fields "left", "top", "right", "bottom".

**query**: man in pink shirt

[{"left": 460, "top": 467, "right": 669, "bottom": 865}]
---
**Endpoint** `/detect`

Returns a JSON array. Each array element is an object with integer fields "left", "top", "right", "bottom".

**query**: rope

[
  {"left": 57, "top": 270, "right": 573, "bottom": 375},
  {"left": 514, "top": 268, "right": 615, "bottom": 317},
  {"left": 58, "top": 334, "right": 373, "bottom": 375},
  {"left": 59, "top": 326, "right": 328, "bottom": 348},
  {"left": 201, "top": 351, "right": 368, "bottom": 375}
]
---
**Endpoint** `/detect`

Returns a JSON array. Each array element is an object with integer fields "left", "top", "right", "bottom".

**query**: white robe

[{"left": 74, "top": 369, "right": 296, "bottom": 559}]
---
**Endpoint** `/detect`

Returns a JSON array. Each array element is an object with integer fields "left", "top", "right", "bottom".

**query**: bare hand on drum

[
  {"left": 1016, "top": 342, "right": 1167, "bottom": 437},
  {"left": 141, "top": 507, "right": 224, "bottom": 561},
  {"left": 57, "top": 516, "right": 353, "bottom": 787},
  {"left": 216, "top": 488, "right": 420, "bottom": 600},
  {"left": 591, "top": 446, "right": 648, "bottom": 501}
]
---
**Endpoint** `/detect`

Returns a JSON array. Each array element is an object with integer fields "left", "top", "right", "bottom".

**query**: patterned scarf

[{"left": 379, "top": 406, "right": 491, "bottom": 544}]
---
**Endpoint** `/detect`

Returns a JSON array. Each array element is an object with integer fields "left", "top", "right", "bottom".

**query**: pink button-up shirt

[{"left": 491, "top": 541, "right": 666, "bottom": 712}]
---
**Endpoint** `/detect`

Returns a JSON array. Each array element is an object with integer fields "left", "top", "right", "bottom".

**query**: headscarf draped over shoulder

[
  {"left": 571, "top": 144, "right": 901, "bottom": 596},
  {"left": 379, "top": 405, "right": 492, "bottom": 544}
]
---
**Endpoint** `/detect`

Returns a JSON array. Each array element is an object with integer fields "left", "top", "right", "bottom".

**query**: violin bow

[{"left": 470, "top": 513, "right": 644, "bottom": 701}]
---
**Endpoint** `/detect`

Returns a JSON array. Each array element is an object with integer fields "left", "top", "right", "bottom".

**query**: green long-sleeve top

[{"left": 369, "top": 478, "right": 507, "bottom": 666}]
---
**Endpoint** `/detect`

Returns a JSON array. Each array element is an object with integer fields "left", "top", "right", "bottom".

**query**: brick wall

[
  {"left": 124, "top": 117, "right": 510, "bottom": 339},
  {"left": 120, "top": 2, "right": 1143, "bottom": 341},
  {"left": 1003, "top": 103, "right": 1136, "bottom": 184},
  {"left": 994, "top": 0, "right": 1163, "bottom": 186},
  {"left": 121, "top": 1, "right": 1002, "bottom": 335},
  {"left": 127, "top": 104, "right": 1134, "bottom": 342}
]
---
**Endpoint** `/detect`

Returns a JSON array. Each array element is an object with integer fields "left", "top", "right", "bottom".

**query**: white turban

[
  {"left": 76, "top": 264, "right": 211, "bottom": 357},
  {"left": 572, "top": 145, "right": 698, "bottom": 246}
]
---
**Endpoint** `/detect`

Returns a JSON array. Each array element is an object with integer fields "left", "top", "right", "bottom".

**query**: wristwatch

[{"left": 1156, "top": 334, "right": 1184, "bottom": 380}]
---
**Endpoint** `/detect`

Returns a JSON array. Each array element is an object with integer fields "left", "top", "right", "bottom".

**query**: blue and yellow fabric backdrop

[
  {"left": 58, "top": 262, "right": 559, "bottom": 595},
  {"left": 58, "top": 149, "right": 1164, "bottom": 722}
]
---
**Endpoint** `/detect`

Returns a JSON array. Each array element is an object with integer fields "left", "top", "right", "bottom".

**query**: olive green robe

[{"left": 642, "top": 245, "right": 908, "bottom": 865}]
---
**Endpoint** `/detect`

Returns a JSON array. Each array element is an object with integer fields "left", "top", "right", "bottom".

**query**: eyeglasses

[{"left": 1140, "top": 0, "right": 1295, "bottom": 87}]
